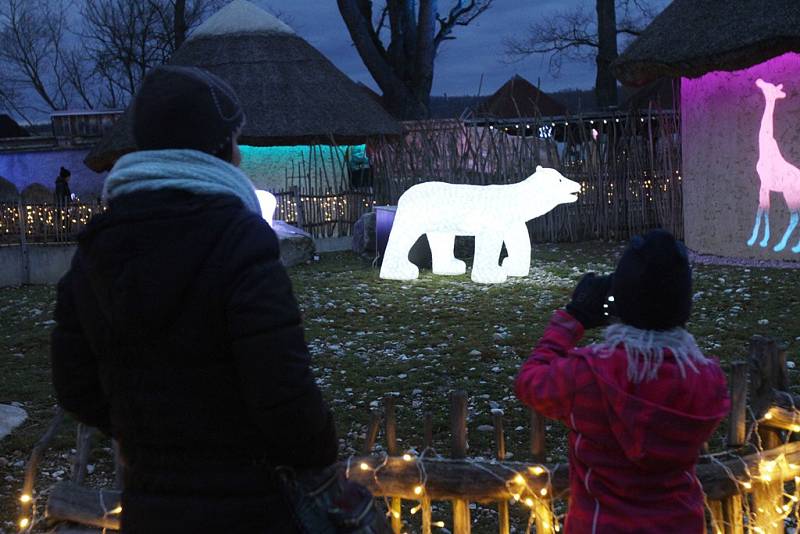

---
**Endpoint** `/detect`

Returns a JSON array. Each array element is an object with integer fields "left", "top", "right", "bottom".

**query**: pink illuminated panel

[{"left": 681, "top": 52, "right": 800, "bottom": 259}]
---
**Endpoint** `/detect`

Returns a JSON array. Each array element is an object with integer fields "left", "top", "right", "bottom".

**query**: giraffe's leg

[
  {"left": 428, "top": 232, "right": 466, "bottom": 275},
  {"left": 471, "top": 232, "right": 506, "bottom": 284},
  {"left": 501, "top": 224, "right": 532, "bottom": 277},
  {"left": 747, "top": 208, "right": 763, "bottom": 247},
  {"left": 379, "top": 214, "right": 422, "bottom": 280},
  {"left": 759, "top": 210, "right": 771, "bottom": 248},
  {"left": 774, "top": 211, "right": 798, "bottom": 252}
]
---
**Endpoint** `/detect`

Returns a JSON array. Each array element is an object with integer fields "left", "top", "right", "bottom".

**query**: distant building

[{"left": 474, "top": 75, "right": 567, "bottom": 120}]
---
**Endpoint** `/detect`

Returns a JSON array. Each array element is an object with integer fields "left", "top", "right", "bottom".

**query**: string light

[
  {"left": 19, "top": 494, "right": 31, "bottom": 504},
  {"left": 19, "top": 518, "right": 29, "bottom": 529}
]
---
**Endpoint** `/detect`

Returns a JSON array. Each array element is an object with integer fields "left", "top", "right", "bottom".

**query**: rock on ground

[
  {"left": 0, "top": 404, "right": 27, "bottom": 441},
  {"left": 352, "top": 211, "right": 376, "bottom": 257},
  {"left": 274, "top": 220, "right": 315, "bottom": 267}
]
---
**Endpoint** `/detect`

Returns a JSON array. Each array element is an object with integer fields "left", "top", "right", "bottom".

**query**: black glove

[{"left": 565, "top": 273, "right": 613, "bottom": 329}]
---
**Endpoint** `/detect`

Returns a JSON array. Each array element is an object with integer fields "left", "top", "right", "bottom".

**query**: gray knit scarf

[
  {"left": 102, "top": 149, "right": 260, "bottom": 214},
  {"left": 597, "top": 323, "right": 710, "bottom": 383}
]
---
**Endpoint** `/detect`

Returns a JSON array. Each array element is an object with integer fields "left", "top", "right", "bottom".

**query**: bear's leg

[
  {"left": 429, "top": 232, "right": 466, "bottom": 275},
  {"left": 379, "top": 214, "right": 422, "bottom": 280},
  {"left": 501, "top": 224, "right": 531, "bottom": 277},
  {"left": 471, "top": 232, "right": 507, "bottom": 284}
]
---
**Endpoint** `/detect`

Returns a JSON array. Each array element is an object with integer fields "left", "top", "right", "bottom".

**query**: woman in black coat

[{"left": 51, "top": 66, "right": 336, "bottom": 533}]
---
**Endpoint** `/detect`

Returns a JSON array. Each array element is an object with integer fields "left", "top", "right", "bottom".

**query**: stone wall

[{"left": 682, "top": 52, "right": 800, "bottom": 260}]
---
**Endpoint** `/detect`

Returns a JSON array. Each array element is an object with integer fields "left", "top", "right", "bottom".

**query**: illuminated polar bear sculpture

[
  {"left": 380, "top": 166, "right": 580, "bottom": 284},
  {"left": 255, "top": 189, "right": 277, "bottom": 227}
]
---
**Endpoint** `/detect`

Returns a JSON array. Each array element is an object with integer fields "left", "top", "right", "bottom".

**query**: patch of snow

[
  {"left": 0, "top": 404, "right": 28, "bottom": 441},
  {"left": 188, "top": 0, "right": 294, "bottom": 41}
]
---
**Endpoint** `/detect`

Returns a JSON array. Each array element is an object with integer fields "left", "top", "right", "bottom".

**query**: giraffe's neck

[{"left": 759, "top": 98, "right": 779, "bottom": 159}]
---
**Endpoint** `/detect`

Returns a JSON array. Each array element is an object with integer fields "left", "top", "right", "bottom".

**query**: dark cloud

[{"left": 255, "top": 0, "right": 668, "bottom": 96}]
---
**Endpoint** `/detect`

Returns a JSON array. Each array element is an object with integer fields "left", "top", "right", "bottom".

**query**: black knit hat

[
  {"left": 59, "top": 166, "right": 71, "bottom": 178},
  {"left": 132, "top": 65, "right": 245, "bottom": 159},
  {"left": 611, "top": 229, "right": 692, "bottom": 330}
]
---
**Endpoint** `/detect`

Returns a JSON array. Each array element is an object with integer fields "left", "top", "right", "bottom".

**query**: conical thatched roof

[
  {"left": 85, "top": 0, "right": 401, "bottom": 172},
  {"left": 613, "top": 0, "right": 800, "bottom": 86},
  {"left": 476, "top": 75, "right": 567, "bottom": 118}
]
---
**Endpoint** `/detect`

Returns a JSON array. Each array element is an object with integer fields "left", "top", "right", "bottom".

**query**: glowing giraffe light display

[
  {"left": 747, "top": 78, "right": 800, "bottom": 252},
  {"left": 379, "top": 166, "right": 580, "bottom": 284}
]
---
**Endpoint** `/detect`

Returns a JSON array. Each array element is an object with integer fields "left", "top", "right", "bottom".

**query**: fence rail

[{"left": 0, "top": 191, "right": 375, "bottom": 244}]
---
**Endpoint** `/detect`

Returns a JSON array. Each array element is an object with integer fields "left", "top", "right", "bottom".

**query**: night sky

[{"left": 255, "top": 0, "right": 670, "bottom": 97}]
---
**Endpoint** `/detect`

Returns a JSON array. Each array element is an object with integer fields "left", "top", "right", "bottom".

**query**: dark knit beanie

[
  {"left": 132, "top": 65, "right": 245, "bottom": 160},
  {"left": 611, "top": 229, "right": 692, "bottom": 331},
  {"left": 59, "top": 167, "right": 71, "bottom": 178}
]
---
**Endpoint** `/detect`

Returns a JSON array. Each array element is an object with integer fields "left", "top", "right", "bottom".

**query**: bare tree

[
  {"left": 0, "top": 0, "right": 74, "bottom": 115},
  {"left": 338, "top": 0, "right": 494, "bottom": 120},
  {"left": 80, "top": 0, "right": 224, "bottom": 107},
  {"left": 505, "top": 0, "right": 657, "bottom": 109}
]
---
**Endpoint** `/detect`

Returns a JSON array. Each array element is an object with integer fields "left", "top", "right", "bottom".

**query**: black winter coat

[
  {"left": 51, "top": 189, "right": 337, "bottom": 533},
  {"left": 54, "top": 176, "right": 71, "bottom": 205}
]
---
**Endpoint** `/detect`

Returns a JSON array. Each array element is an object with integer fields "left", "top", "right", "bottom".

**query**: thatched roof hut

[
  {"left": 85, "top": 0, "right": 401, "bottom": 172},
  {"left": 613, "top": 0, "right": 800, "bottom": 86},
  {"left": 475, "top": 75, "right": 567, "bottom": 119}
]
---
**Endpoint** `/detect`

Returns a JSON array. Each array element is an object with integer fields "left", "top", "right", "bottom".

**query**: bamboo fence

[{"left": 19, "top": 336, "right": 800, "bottom": 534}]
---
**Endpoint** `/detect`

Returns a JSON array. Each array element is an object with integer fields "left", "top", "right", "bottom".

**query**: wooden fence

[
  {"left": 371, "top": 110, "right": 682, "bottom": 242},
  {"left": 0, "top": 191, "right": 375, "bottom": 244},
  {"left": 16, "top": 335, "right": 800, "bottom": 533}
]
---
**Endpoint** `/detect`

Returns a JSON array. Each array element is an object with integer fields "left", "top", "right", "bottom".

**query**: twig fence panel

[{"left": 370, "top": 110, "right": 682, "bottom": 242}]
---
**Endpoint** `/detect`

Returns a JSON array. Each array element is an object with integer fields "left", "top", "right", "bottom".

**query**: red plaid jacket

[{"left": 516, "top": 311, "right": 730, "bottom": 534}]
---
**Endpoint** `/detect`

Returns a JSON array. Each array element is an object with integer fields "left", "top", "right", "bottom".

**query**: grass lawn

[{"left": 2, "top": 241, "right": 800, "bottom": 533}]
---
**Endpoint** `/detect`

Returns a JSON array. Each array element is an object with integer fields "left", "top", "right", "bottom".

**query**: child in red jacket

[{"left": 516, "top": 230, "right": 730, "bottom": 533}]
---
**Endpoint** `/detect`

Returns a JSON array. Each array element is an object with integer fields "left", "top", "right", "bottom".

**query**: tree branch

[{"left": 434, "top": 0, "right": 493, "bottom": 48}]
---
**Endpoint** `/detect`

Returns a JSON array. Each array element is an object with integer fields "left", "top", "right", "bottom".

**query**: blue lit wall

[
  {"left": 239, "top": 144, "right": 366, "bottom": 191},
  {"left": 0, "top": 148, "right": 107, "bottom": 201}
]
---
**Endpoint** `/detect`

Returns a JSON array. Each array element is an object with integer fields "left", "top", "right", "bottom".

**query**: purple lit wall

[
  {"left": 682, "top": 52, "right": 800, "bottom": 259},
  {"left": 0, "top": 148, "right": 107, "bottom": 201}
]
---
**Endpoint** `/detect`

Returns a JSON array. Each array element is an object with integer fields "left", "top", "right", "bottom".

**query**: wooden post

[
  {"left": 424, "top": 412, "right": 433, "bottom": 450},
  {"left": 421, "top": 411, "right": 433, "bottom": 534},
  {"left": 292, "top": 186, "right": 306, "bottom": 229},
  {"left": 17, "top": 201, "right": 30, "bottom": 284},
  {"left": 530, "top": 410, "right": 546, "bottom": 462},
  {"left": 708, "top": 500, "right": 724, "bottom": 534},
  {"left": 492, "top": 411, "right": 510, "bottom": 534},
  {"left": 71, "top": 424, "right": 95, "bottom": 485},
  {"left": 384, "top": 396, "right": 402, "bottom": 534},
  {"left": 727, "top": 362, "right": 748, "bottom": 448},
  {"left": 361, "top": 410, "right": 381, "bottom": 455},
  {"left": 450, "top": 391, "right": 470, "bottom": 534},
  {"left": 749, "top": 337, "right": 786, "bottom": 534},
  {"left": 721, "top": 495, "right": 744, "bottom": 534}
]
